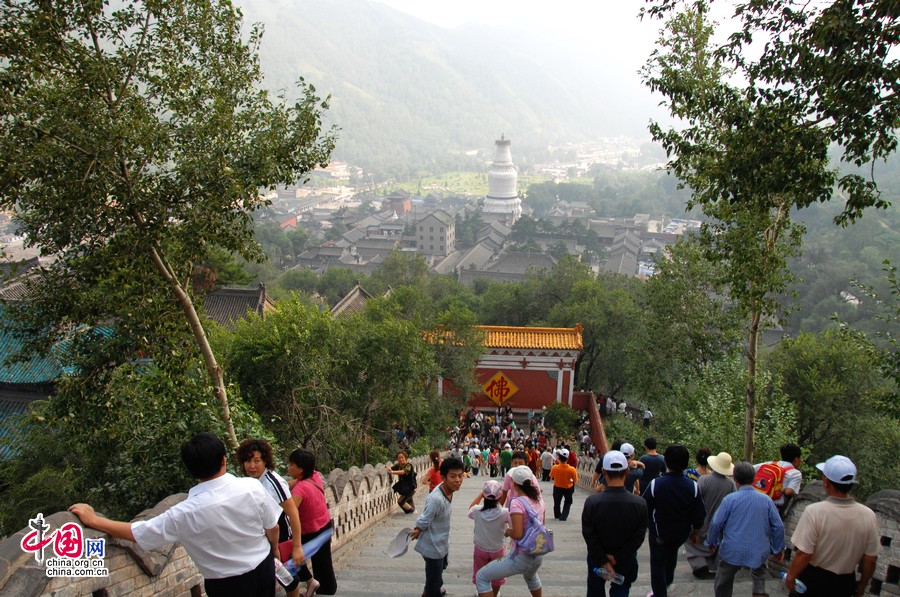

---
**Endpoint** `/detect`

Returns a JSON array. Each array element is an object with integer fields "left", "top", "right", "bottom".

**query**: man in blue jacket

[{"left": 643, "top": 445, "right": 706, "bottom": 597}]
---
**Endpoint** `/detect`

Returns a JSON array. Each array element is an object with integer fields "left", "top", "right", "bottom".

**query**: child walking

[{"left": 468, "top": 480, "right": 511, "bottom": 597}]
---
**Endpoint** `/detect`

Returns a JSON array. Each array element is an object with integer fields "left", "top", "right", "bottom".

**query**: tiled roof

[
  {"left": 0, "top": 395, "right": 38, "bottom": 459},
  {"left": 486, "top": 252, "right": 557, "bottom": 275},
  {"left": 0, "top": 326, "right": 65, "bottom": 385},
  {"left": 331, "top": 283, "right": 373, "bottom": 318},
  {"left": 204, "top": 284, "right": 275, "bottom": 330},
  {"left": 0, "top": 256, "right": 40, "bottom": 281},
  {"left": 477, "top": 325, "right": 583, "bottom": 350}
]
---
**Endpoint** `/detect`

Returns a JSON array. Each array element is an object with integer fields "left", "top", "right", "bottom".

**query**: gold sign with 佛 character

[{"left": 482, "top": 371, "right": 518, "bottom": 406}]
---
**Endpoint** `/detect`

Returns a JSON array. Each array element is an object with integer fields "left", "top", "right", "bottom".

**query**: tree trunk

[
  {"left": 148, "top": 244, "right": 239, "bottom": 451},
  {"left": 744, "top": 308, "right": 762, "bottom": 461}
]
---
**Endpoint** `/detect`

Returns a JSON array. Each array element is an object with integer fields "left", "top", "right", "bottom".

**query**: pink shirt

[
  {"left": 291, "top": 471, "right": 332, "bottom": 535},
  {"left": 509, "top": 495, "right": 546, "bottom": 551}
]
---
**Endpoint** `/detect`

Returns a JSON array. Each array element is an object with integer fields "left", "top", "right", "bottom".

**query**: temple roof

[{"left": 477, "top": 324, "right": 583, "bottom": 351}]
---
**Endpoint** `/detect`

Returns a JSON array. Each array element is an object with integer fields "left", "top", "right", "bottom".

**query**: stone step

[{"left": 332, "top": 478, "right": 763, "bottom": 597}]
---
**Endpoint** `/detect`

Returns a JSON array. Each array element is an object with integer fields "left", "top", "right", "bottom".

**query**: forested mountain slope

[{"left": 237, "top": 0, "right": 633, "bottom": 175}]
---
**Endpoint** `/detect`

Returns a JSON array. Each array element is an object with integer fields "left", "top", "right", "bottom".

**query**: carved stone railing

[{"left": 0, "top": 456, "right": 431, "bottom": 597}]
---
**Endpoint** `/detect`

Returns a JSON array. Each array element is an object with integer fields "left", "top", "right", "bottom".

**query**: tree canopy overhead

[
  {"left": 0, "top": 0, "right": 336, "bottom": 447},
  {"left": 642, "top": 0, "right": 898, "bottom": 225}
]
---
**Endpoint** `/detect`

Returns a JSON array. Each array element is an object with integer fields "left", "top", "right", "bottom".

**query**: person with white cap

[
  {"left": 468, "top": 480, "right": 511, "bottom": 596},
  {"left": 705, "top": 461, "right": 784, "bottom": 597},
  {"left": 475, "top": 466, "right": 546, "bottom": 597},
  {"left": 784, "top": 455, "right": 879, "bottom": 597},
  {"left": 593, "top": 441, "right": 645, "bottom": 494},
  {"left": 582, "top": 450, "right": 649, "bottom": 597},
  {"left": 686, "top": 451, "right": 736, "bottom": 579},
  {"left": 549, "top": 447, "right": 579, "bottom": 521}
]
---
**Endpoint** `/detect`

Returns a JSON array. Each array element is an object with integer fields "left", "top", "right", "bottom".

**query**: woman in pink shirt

[
  {"left": 287, "top": 449, "right": 337, "bottom": 596},
  {"left": 475, "top": 466, "right": 546, "bottom": 597}
]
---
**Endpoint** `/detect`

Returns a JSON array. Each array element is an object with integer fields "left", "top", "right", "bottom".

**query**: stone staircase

[{"left": 331, "top": 474, "right": 764, "bottom": 597}]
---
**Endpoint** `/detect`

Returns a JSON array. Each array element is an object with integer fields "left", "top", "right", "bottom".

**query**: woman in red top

[
  {"left": 423, "top": 449, "right": 443, "bottom": 492},
  {"left": 288, "top": 449, "right": 337, "bottom": 596}
]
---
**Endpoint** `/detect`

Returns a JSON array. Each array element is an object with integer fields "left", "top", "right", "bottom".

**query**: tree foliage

[
  {"left": 769, "top": 330, "right": 899, "bottom": 499},
  {"left": 0, "top": 357, "right": 269, "bottom": 534},
  {"left": 642, "top": 5, "right": 842, "bottom": 459},
  {"left": 643, "top": 0, "right": 898, "bottom": 225},
  {"left": 0, "top": 0, "right": 335, "bottom": 448}
]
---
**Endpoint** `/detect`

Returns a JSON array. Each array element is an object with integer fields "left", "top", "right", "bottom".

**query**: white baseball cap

[
  {"left": 557, "top": 448, "right": 570, "bottom": 459},
  {"left": 816, "top": 455, "right": 858, "bottom": 484},
  {"left": 620, "top": 443, "right": 635, "bottom": 457},
  {"left": 509, "top": 465, "right": 533, "bottom": 486},
  {"left": 603, "top": 450, "right": 628, "bottom": 471},
  {"left": 504, "top": 443, "right": 511, "bottom": 449}
]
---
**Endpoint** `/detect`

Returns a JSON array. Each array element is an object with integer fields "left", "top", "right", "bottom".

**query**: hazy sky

[{"left": 374, "top": 0, "right": 671, "bottom": 136}]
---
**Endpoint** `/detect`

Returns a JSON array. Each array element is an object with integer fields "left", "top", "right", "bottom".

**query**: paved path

[{"left": 332, "top": 474, "right": 768, "bottom": 597}]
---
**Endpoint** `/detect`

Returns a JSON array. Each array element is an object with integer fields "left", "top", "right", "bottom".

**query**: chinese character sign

[{"left": 482, "top": 371, "right": 519, "bottom": 406}]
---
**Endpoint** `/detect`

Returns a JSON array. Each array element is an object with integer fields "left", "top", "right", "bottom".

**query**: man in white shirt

[{"left": 70, "top": 433, "right": 282, "bottom": 597}]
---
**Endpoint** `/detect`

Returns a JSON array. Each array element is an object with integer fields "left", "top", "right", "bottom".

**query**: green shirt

[{"left": 500, "top": 449, "right": 513, "bottom": 468}]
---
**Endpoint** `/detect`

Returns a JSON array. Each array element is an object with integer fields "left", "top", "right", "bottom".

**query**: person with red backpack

[{"left": 752, "top": 443, "right": 803, "bottom": 515}]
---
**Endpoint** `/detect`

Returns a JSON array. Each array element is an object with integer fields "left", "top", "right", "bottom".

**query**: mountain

[{"left": 236, "top": 0, "right": 648, "bottom": 176}]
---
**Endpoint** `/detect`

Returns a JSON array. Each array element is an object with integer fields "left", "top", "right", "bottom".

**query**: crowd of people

[
  {"left": 63, "top": 415, "right": 881, "bottom": 597},
  {"left": 402, "top": 421, "right": 880, "bottom": 597}
]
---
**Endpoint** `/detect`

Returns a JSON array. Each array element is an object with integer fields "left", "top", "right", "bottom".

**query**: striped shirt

[{"left": 259, "top": 469, "right": 292, "bottom": 542}]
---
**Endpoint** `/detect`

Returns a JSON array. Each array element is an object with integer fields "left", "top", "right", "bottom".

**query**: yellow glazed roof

[{"left": 477, "top": 324, "right": 583, "bottom": 350}]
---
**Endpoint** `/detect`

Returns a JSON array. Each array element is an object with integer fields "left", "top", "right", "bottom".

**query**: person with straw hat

[{"left": 686, "top": 451, "right": 736, "bottom": 580}]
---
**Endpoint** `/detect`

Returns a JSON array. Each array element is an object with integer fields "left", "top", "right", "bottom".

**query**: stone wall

[{"left": 0, "top": 456, "right": 431, "bottom": 597}]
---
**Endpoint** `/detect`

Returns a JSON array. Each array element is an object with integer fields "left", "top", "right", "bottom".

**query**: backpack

[
  {"left": 753, "top": 461, "right": 792, "bottom": 500},
  {"left": 514, "top": 497, "right": 555, "bottom": 556}
]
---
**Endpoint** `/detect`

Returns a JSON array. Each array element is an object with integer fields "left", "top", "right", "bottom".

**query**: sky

[{"left": 374, "top": 0, "right": 671, "bottom": 136}]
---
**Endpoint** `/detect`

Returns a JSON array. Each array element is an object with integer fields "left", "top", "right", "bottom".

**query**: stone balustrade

[{"left": 0, "top": 456, "right": 432, "bottom": 597}]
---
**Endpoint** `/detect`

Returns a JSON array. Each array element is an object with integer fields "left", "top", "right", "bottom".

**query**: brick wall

[{"left": 0, "top": 456, "right": 431, "bottom": 597}]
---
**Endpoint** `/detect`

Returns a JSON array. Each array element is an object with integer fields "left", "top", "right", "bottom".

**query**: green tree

[
  {"left": 655, "top": 356, "right": 796, "bottom": 466},
  {"left": 0, "top": 357, "right": 269, "bottom": 533},
  {"left": 643, "top": 6, "right": 833, "bottom": 460},
  {"left": 630, "top": 238, "right": 743, "bottom": 404},
  {"left": 769, "top": 330, "right": 898, "bottom": 499},
  {"left": 643, "top": 0, "right": 898, "bottom": 225},
  {"left": 544, "top": 402, "right": 580, "bottom": 439},
  {"left": 0, "top": 0, "right": 335, "bottom": 449},
  {"left": 548, "top": 276, "right": 641, "bottom": 397}
]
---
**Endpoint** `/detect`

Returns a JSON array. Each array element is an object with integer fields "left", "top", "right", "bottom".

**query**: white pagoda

[{"left": 482, "top": 134, "right": 522, "bottom": 224}]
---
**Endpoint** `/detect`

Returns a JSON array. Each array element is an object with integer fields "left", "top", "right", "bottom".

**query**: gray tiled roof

[{"left": 204, "top": 284, "right": 274, "bottom": 329}]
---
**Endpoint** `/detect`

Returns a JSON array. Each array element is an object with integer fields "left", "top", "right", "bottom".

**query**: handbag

[{"left": 514, "top": 497, "right": 555, "bottom": 556}]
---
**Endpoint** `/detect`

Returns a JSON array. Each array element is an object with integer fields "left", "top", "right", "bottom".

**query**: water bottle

[
  {"left": 780, "top": 572, "right": 807, "bottom": 594},
  {"left": 274, "top": 559, "right": 295, "bottom": 587},
  {"left": 593, "top": 567, "right": 625, "bottom": 585}
]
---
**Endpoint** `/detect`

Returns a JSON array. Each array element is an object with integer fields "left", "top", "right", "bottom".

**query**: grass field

[{"left": 393, "top": 172, "right": 559, "bottom": 197}]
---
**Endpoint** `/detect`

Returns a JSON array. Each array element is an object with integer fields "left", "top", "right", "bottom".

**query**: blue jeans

[
  {"left": 587, "top": 552, "right": 639, "bottom": 597},
  {"left": 475, "top": 550, "right": 543, "bottom": 594},
  {"left": 423, "top": 554, "right": 448, "bottom": 597},
  {"left": 648, "top": 533, "right": 685, "bottom": 597}
]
